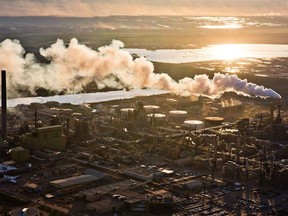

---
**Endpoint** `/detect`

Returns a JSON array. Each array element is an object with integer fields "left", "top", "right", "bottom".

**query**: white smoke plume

[{"left": 0, "top": 38, "right": 281, "bottom": 99}]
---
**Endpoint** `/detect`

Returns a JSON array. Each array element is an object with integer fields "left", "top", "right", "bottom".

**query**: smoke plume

[{"left": 0, "top": 38, "right": 281, "bottom": 99}]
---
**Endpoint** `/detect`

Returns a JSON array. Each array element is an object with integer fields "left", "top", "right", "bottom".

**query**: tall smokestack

[
  {"left": 1, "top": 70, "right": 7, "bottom": 141},
  {"left": 270, "top": 102, "right": 274, "bottom": 123},
  {"left": 34, "top": 110, "right": 37, "bottom": 128}
]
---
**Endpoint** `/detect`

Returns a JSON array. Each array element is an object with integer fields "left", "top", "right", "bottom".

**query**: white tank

[
  {"left": 147, "top": 113, "right": 166, "bottom": 118},
  {"left": 144, "top": 105, "right": 160, "bottom": 113},
  {"left": 169, "top": 110, "right": 187, "bottom": 121},
  {"left": 120, "top": 108, "right": 135, "bottom": 113},
  {"left": 184, "top": 120, "right": 204, "bottom": 129}
]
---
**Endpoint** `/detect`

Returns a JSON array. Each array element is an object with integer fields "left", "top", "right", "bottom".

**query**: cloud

[
  {"left": 0, "top": 38, "right": 281, "bottom": 99},
  {"left": 0, "top": 0, "right": 287, "bottom": 17}
]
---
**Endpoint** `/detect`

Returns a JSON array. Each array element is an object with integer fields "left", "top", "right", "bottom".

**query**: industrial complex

[{"left": 1, "top": 69, "right": 288, "bottom": 216}]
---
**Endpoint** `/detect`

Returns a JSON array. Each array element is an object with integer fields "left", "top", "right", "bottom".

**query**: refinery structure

[{"left": 0, "top": 68, "right": 288, "bottom": 216}]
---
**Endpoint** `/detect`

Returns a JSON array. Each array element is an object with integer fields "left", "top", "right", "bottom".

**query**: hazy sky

[{"left": 1, "top": 0, "right": 288, "bottom": 17}]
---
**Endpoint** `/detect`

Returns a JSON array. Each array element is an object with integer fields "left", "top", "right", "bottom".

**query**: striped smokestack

[{"left": 1, "top": 70, "right": 7, "bottom": 141}]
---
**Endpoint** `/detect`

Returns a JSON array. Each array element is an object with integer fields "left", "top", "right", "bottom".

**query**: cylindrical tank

[
  {"left": 205, "top": 117, "right": 224, "bottom": 126},
  {"left": 147, "top": 113, "right": 166, "bottom": 119},
  {"left": 120, "top": 108, "right": 135, "bottom": 120},
  {"left": 120, "top": 108, "right": 135, "bottom": 114},
  {"left": 184, "top": 120, "right": 204, "bottom": 130},
  {"left": 143, "top": 105, "right": 160, "bottom": 113},
  {"left": 148, "top": 113, "right": 166, "bottom": 127},
  {"left": 169, "top": 110, "right": 187, "bottom": 121},
  {"left": 9, "top": 208, "right": 40, "bottom": 216}
]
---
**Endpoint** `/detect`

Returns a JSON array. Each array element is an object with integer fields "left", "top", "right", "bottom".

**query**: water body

[
  {"left": 126, "top": 44, "right": 288, "bottom": 63},
  {"left": 7, "top": 89, "right": 168, "bottom": 108}
]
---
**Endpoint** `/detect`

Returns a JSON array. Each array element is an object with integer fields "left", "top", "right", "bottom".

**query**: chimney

[
  {"left": 270, "top": 102, "right": 274, "bottom": 123},
  {"left": 1, "top": 70, "right": 7, "bottom": 141},
  {"left": 34, "top": 110, "right": 37, "bottom": 128},
  {"left": 213, "top": 136, "right": 218, "bottom": 162},
  {"left": 274, "top": 103, "right": 282, "bottom": 125}
]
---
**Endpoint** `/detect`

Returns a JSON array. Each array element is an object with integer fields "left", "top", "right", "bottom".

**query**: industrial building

[
  {"left": 9, "top": 147, "right": 29, "bottom": 163},
  {"left": 0, "top": 68, "right": 288, "bottom": 215},
  {"left": 49, "top": 174, "right": 99, "bottom": 189},
  {"left": 146, "top": 190, "right": 174, "bottom": 215},
  {"left": 86, "top": 198, "right": 124, "bottom": 214},
  {"left": 21, "top": 125, "right": 66, "bottom": 151},
  {"left": 79, "top": 180, "right": 142, "bottom": 202}
]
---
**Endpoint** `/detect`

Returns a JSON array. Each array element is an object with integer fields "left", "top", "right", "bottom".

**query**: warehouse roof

[{"left": 49, "top": 174, "right": 98, "bottom": 188}]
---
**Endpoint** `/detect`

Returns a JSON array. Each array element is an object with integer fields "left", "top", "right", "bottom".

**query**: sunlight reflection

[
  {"left": 199, "top": 24, "right": 242, "bottom": 29},
  {"left": 224, "top": 67, "right": 240, "bottom": 73},
  {"left": 211, "top": 44, "right": 246, "bottom": 60}
]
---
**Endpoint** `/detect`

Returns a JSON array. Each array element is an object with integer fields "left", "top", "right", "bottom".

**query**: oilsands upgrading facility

[{"left": 0, "top": 69, "right": 288, "bottom": 216}]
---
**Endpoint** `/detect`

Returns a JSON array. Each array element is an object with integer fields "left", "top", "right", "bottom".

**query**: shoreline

[
  {"left": 6, "top": 89, "right": 168, "bottom": 108},
  {"left": 126, "top": 44, "right": 288, "bottom": 64}
]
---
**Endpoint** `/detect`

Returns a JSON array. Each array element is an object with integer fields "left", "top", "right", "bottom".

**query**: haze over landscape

[
  {"left": 1, "top": 0, "right": 288, "bottom": 16},
  {"left": 1, "top": 0, "right": 288, "bottom": 101}
]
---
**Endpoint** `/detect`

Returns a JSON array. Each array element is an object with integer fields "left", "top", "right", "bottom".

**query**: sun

[{"left": 211, "top": 44, "right": 246, "bottom": 61}]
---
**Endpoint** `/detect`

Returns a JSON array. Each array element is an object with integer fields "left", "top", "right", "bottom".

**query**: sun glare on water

[
  {"left": 211, "top": 44, "right": 247, "bottom": 61},
  {"left": 199, "top": 24, "right": 242, "bottom": 29}
]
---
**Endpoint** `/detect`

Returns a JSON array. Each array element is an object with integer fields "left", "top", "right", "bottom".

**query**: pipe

[{"left": 1, "top": 70, "right": 7, "bottom": 141}]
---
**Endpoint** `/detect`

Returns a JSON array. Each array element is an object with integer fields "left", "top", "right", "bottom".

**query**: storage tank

[
  {"left": 169, "top": 110, "right": 187, "bottom": 121},
  {"left": 120, "top": 108, "right": 135, "bottom": 120},
  {"left": 121, "top": 108, "right": 135, "bottom": 113},
  {"left": 184, "top": 120, "right": 204, "bottom": 130},
  {"left": 147, "top": 113, "right": 166, "bottom": 119},
  {"left": 9, "top": 208, "right": 40, "bottom": 216},
  {"left": 205, "top": 117, "right": 224, "bottom": 126},
  {"left": 143, "top": 105, "right": 160, "bottom": 113}
]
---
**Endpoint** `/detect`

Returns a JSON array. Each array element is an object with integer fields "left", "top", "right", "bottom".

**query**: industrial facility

[{"left": 1, "top": 69, "right": 288, "bottom": 215}]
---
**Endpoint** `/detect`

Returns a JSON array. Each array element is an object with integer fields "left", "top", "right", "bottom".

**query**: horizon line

[{"left": 1, "top": 14, "right": 288, "bottom": 18}]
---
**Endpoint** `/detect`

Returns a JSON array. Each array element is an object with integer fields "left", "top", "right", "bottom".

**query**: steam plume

[{"left": 0, "top": 38, "right": 281, "bottom": 99}]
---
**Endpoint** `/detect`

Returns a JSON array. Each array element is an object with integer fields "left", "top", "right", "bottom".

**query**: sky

[{"left": 0, "top": 0, "right": 287, "bottom": 17}]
